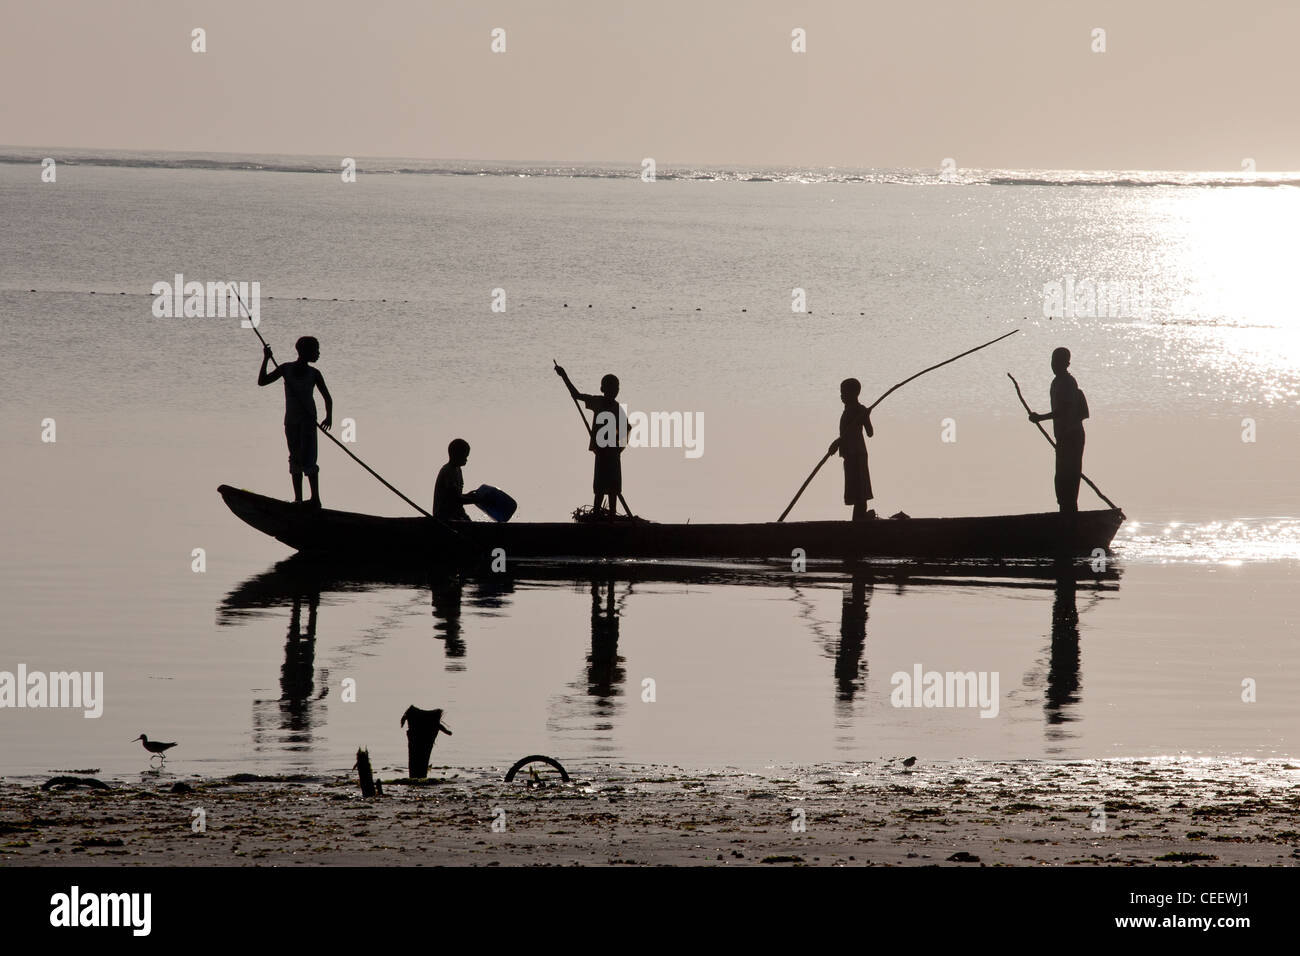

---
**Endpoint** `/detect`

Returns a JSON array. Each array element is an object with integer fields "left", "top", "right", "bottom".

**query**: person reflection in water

[
  {"left": 279, "top": 592, "right": 326, "bottom": 732},
  {"left": 1045, "top": 566, "right": 1082, "bottom": 730},
  {"left": 250, "top": 590, "right": 326, "bottom": 751},
  {"left": 430, "top": 572, "right": 466, "bottom": 664},
  {"left": 588, "top": 579, "right": 626, "bottom": 701},
  {"left": 835, "top": 573, "right": 871, "bottom": 705}
]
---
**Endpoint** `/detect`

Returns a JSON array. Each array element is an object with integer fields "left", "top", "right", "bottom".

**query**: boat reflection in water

[{"left": 217, "top": 555, "right": 1117, "bottom": 764}]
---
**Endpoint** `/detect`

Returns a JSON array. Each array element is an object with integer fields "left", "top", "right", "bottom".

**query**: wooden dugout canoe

[{"left": 218, "top": 485, "right": 1125, "bottom": 562}]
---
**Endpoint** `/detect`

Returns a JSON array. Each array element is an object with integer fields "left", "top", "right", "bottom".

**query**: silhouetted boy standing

[
  {"left": 829, "top": 377, "right": 875, "bottom": 521},
  {"left": 1029, "top": 347, "right": 1089, "bottom": 514},
  {"left": 555, "top": 365, "right": 627, "bottom": 517},
  {"left": 258, "top": 336, "right": 332, "bottom": 506}
]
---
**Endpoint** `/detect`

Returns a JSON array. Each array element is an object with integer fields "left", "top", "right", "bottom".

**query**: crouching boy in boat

[
  {"left": 433, "top": 439, "right": 479, "bottom": 521},
  {"left": 554, "top": 365, "right": 628, "bottom": 518},
  {"left": 828, "top": 377, "right": 875, "bottom": 522},
  {"left": 1027, "top": 347, "right": 1088, "bottom": 515},
  {"left": 258, "top": 336, "right": 332, "bottom": 507}
]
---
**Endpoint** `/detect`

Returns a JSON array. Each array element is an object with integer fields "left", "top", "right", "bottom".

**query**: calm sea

[{"left": 2, "top": 149, "right": 1298, "bottom": 777}]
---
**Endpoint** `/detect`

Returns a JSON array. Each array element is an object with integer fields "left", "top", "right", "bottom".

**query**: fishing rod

[
  {"left": 553, "top": 359, "right": 634, "bottom": 517},
  {"left": 1007, "top": 372, "right": 1119, "bottom": 510},
  {"left": 777, "top": 329, "right": 1020, "bottom": 522}
]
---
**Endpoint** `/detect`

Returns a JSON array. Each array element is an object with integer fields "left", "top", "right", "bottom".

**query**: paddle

[
  {"left": 777, "top": 329, "right": 1020, "bottom": 522},
  {"left": 553, "top": 359, "right": 635, "bottom": 517},
  {"left": 1007, "top": 372, "right": 1119, "bottom": 510}
]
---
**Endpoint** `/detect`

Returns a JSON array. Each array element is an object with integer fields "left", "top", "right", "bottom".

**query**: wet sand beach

[{"left": 4, "top": 758, "right": 1298, "bottom": 867}]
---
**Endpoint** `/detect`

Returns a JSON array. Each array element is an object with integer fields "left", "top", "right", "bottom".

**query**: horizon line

[{"left": 1, "top": 143, "right": 1295, "bottom": 177}]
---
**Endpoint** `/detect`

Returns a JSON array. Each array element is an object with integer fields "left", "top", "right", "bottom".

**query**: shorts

[
  {"left": 285, "top": 422, "right": 318, "bottom": 476},
  {"left": 593, "top": 449, "right": 622, "bottom": 495}
]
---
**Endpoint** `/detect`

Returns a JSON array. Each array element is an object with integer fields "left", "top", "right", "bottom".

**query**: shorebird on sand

[{"left": 133, "top": 734, "right": 177, "bottom": 762}]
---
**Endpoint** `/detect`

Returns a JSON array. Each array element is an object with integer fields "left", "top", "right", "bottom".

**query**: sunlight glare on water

[{"left": 1115, "top": 517, "right": 1300, "bottom": 563}]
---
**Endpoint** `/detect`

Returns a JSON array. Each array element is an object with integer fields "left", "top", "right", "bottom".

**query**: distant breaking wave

[{"left": 2, "top": 147, "right": 1297, "bottom": 188}]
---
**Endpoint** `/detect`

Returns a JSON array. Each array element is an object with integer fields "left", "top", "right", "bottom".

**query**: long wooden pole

[
  {"left": 553, "top": 359, "right": 634, "bottom": 517},
  {"left": 1007, "top": 372, "right": 1119, "bottom": 510},
  {"left": 777, "top": 450, "right": 835, "bottom": 523},
  {"left": 777, "top": 330, "right": 1020, "bottom": 522},
  {"left": 866, "top": 329, "right": 1020, "bottom": 412}
]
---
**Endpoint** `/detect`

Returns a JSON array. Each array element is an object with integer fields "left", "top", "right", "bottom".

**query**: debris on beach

[
  {"left": 400, "top": 706, "right": 452, "bottom": 779},
  {"left": 40, "top": 776, "right": 110, "bottom": 792}
]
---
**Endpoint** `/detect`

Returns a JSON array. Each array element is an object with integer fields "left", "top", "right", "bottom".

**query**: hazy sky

[{"left": 3, "top": 0, "right": 1296, "bottom": 170}]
